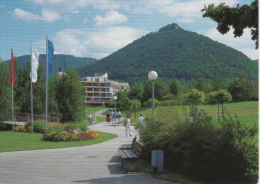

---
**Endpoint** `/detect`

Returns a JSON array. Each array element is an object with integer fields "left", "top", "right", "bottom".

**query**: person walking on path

[
  {"left": 88, "top": 112, "right": 92, "bottom": 126},
  {"left": 106, "top": 113, "right": 111, "bottom": 124},
  {"left": 124, "top": 114, "right": 133, "bottom": 137},
  {"left": 92, "top": 113, "right": 97, "bottom": 125},
  {"left": 137, "top": 113, "right": 145, "bottom": 141}
]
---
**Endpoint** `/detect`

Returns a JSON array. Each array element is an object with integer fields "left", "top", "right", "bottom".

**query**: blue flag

[{"left": 48, "top": 40, "right": 54, "bottom": 77}]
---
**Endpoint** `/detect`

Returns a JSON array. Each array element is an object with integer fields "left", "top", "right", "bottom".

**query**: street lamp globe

[
  {"left": 113, "top": 96, "right": 117, "bottom": 101},
  {"left": 148, "top": 71, "right": 158, "bottom": 81}
]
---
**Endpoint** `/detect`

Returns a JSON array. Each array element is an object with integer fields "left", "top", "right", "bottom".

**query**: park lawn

[
  {"left": 0, "top": 131, "right": 117, "bottom": 152},
  {"left": 85, "top": 106, "right": 104, "bottom": 114}
]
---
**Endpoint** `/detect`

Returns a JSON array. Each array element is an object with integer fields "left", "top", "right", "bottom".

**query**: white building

[{"left": 80, "top": 73, "right": 130, "bottom": 105}]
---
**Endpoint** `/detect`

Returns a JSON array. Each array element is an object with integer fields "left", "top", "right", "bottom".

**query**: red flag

[{"left": 10, "top": 48, "right": 15, "bottom": 86}]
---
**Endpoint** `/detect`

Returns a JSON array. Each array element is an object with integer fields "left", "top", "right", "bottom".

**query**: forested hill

[
  {"left": 5, "top": 54, "right": 96, "bottom": 77},
  {"left": 77, "top": 23, "right": 258, "bottom": 85}
]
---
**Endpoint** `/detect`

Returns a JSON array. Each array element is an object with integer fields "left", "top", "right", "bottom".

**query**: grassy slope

[{"left": 0, "top": 131, "right": 117, "bottom": 152}]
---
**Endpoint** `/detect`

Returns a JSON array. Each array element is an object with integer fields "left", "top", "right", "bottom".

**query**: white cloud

[
  {"left": 0, "top": 5, "right": 6, "bottom": 8},
  {"left": 13, "top": 8, "right": 63, "bottom": 22},
  {"left": 51, "top": 27, "right": 147, "bottom": 59},
  {"left": 177, "top": 18, "right": 194, "bottom": 23},
  {"left": 94, "top": 11, "right": 128, "bottom": 26},
  {"left": 203, "top": 28, "right": 258, "bottom": 60}
]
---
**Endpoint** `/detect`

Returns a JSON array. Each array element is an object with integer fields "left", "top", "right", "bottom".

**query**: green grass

[
  {"left": 0, "top": 131, "right": 117, "bottom": 152},
  {"left": 85, "top": 106, "right": 104, "bottom": 114}
]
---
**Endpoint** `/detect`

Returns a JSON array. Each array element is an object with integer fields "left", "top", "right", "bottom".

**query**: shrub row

[{"left": 141, "top": 106, "right": 258, "bottom": 183}]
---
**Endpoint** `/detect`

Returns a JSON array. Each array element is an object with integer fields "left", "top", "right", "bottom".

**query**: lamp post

[
  {"left": 113, "top": 96, "right": 117, "bottom": 128},
  {"left": 148, "top": 71, "right": 158, "bottom": 115}
]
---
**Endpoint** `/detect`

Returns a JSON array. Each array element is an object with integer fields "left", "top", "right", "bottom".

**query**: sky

[{"left": 0, "top": 0, "right": 258, "bottom": 62}]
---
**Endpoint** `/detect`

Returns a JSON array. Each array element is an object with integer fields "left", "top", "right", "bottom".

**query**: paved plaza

[{"left": 0, "top": 109, "right": 172, "bottom": 184}]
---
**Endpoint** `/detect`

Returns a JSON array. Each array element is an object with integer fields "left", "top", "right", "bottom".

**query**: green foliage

[
  {"left": 161, "top": 94, "right": 175, "bottom": 101},
  {"left": 129, "top": 83, "right": 144, "bottom": 102},
  {"left": 195, "top": 76, "right": 211, "bottom": 93},
  {"left": 184, "top": 88, "right": 205, "bottom": 105},
  {"left": 49, "top": 67, "right": 86, "bottom": 122},
  {"left": 169, "top": 78, "right": 182, "bottom": 96},
  {"left": 0, "top": 61, "right": 12, "bottom": 122},
  {"left": 143, "top": 98, "right": 160, "bottom": 108},
  {"left": 143, "top": 79, "right": 167, "bottom": 103},
  {"left": 105, "top": 100, "right": 115, "bottom": 108},
  {"left": 228, "top": 76, "right": 256, "bottom": 101},
  {"left": 13, "top": 61, "right": 46, "bottom": 115},
  {"left": 202, "top": 0, "right": 258, "bottom": 49},
  {"left": 132, "top": 99, "right": 141, "bottom": 120},
  {"left": 212, "top": 79, "right": 228, "bottom": 91},
  {"left": 142, "top": 106, "right": 258, "bottom": 183},
  {"left": 215, "top": 89, "right": 232, "bottom": 104},
  {"left": 25, "top": 120, "right": 46, "bottom": 133},
  {"left": 77, "top": 23, "right": 258, "bottom": 86}
]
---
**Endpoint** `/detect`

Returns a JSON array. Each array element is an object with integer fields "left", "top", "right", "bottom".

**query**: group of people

[
  {"left": 87, "top": 112, "right": 97, "bottom": 126},
  {"left": 89, "top": 110, "right": 145, "bottom": 141},
  {"left": 106, "top": 110, "right": 121, "bottom": 124},
  {"left": 123, "top": 113, "right": 145, "bottom": 140}
]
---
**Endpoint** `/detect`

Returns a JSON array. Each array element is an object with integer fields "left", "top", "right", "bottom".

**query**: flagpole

[
  {"left": 46, "top": 36, "right": 48, "bottom": 130},
  {"left": 31, "top": 41, "right": 34, "bottom": 133},
  {"left": 11, "top": 47, "right": 14, "bottom": 132}
]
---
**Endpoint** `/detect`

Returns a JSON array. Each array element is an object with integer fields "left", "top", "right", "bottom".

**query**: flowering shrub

[
  {"left": 72, "top": 132, "right": 94, "bottom": 141},
  {"left": 89, "top": 130, "right": 99, "bottom": 138},
  {"left": 43, "top": 131, "right": 72, "bottom": 142},
  {"left": 14, "top": 125, "right": 26, "bottom": 132}
]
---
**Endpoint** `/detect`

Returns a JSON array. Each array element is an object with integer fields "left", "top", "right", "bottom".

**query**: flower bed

[{"left": 15, "top": 121, "right": 99, "bottom": 142}]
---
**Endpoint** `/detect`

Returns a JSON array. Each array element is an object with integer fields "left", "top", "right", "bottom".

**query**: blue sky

[{"left": 0, "top": 0, "right": 258, "bottom": 61}]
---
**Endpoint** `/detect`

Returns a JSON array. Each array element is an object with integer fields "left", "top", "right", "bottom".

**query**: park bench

[{"left": 118, "top": 139, "right": 144, "bottom": 172}]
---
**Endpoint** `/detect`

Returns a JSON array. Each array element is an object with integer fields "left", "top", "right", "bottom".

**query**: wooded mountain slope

[
  {"left": 5, "top": 54, "right": 96, "bottom": 77},
  {"left": 77, "top": 24, "right": 258, "bottom": 85}
]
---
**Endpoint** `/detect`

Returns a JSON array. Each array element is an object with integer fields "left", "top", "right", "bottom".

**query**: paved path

[{"left": 0, "top": 109, "right": 172, "bottom": 184}]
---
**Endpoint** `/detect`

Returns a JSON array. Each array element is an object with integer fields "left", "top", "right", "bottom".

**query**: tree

[
  {"left": 185, "top": 88, "right": 205, "bottom": 117},
  {"left": 13, "top": 61, "right": 46, "bottom": 115},
  {"left": 129, "top": 83, "right": 144, "bottom": 102},
  {"left": 212, "top": 79, "right": 227, "bottom": 91},
  {"left": 0, "top": 61, "right": 12, "bottom": 122},
  {"left": 195, "top": 76, "right": 211, "bottom": 93},
  {"left": 143, "top": 78, "right": 167, "bottom": 103},
  {"left": 202, "top": 0, "right": 258, "bottom": 49},
  {"left": 214, "top": 89, "right": 232, "bottom": 123},
  {"left": 228, "top": 76, "right": 255, "bottom": 101},
  {"left": 169, "top": 78, "right": 182, "bottom": 96},
  {"left": 51, "top": 67, "right": 86, "bottom": 122}
]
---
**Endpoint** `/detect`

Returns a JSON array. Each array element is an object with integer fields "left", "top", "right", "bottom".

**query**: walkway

[{"left": 0, "top": 109, "right": 172, "bottom": 184}]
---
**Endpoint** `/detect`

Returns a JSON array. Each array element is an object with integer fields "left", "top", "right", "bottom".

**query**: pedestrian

[
  {"left": 117, "top": 110, "right": 121, "bottom": 121},
  {"left": 124, "top": 114, "right": 133, "bottom": 137},
  {"left": 88, "top": 112, "right": 92, "bottom": 126},
  {"left": 93, "top": 113, "right": 97, "bottom": 125},
  {"left": 106, "top": 113, "right": 110, "bottom": 124},
  {"left": 137, "top": 113, "right": 145, "bottom": 141}
]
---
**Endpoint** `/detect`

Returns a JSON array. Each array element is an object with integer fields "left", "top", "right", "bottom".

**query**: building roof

[{"left": 110, "top": 80, "right": 130, "bottom": 87}]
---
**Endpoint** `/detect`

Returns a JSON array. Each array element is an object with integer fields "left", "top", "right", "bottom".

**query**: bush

[
  {"left": 142, "top": 106, "right": 258, "bottom": 183},
  {"left": 43, "top": 131, "right": 72, "bottom": 142},
  {"left": 160, "top": 100, "right": 179, "bottom": 106},
  {"left": 25, "top": 120, "right": 46, "bottom": 133},
  {"left": 143, "top": 98, "right": 160, "bottom": 108}
]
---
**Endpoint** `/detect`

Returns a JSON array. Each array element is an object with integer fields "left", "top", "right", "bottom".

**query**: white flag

[{"left": 31, "top": 47, "right": 39, "bottom": 83}]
